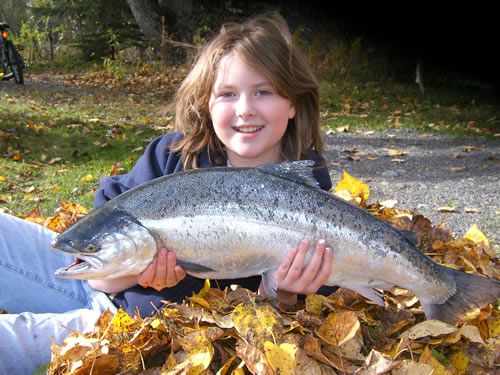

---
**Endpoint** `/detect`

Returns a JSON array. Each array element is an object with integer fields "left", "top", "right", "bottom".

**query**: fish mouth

[{"left": 55, "top": 253, "right": 104, "bottom": 277}]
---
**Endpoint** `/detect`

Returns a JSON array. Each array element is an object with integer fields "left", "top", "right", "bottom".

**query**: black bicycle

[{"left": 0, "top": 22, "right": 24, "bottom": 84}]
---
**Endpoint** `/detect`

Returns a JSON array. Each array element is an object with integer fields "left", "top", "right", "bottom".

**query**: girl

[{"left": 0, "top": 11, "right": 334, "bottom": 373}]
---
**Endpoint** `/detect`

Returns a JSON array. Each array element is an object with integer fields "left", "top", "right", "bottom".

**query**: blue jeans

[{"left": 0, "top": 212, "right": 117, "bottom": 374}]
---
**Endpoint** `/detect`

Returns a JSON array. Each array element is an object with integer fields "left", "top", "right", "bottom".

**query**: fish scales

[
  {"left": 52, "top": 161, "right": 500, "bottom": 323},
  {"left": 117, "top": 167, "right": 446, "bottom": 294}
]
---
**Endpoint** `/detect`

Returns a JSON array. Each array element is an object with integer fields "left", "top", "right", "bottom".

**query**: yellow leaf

[
  {"left": 232, "top": 304, "right": 281, "bottom": 346},
  {"left": 317, "top": 311, "right": 360, "bottom": 346},
  {"left": 176, "top": 330, "right": 214, "bottom": 375},
  {"left": 419, "top": 346, "right": 452, "bottom": 375},
  {"left": 333, "top": 189, "right": 354, "bottom": 202},
  {"left": 110, "top": 308, "right": 137, "bottom": 332},
  {"left": 216, "top": 355, "right": 238, "bottom": 375},
  {"left": 305, "top": 294, "right": 327, "bottom": 316},
  {"left": 60, "top": 200, "right": 89, "bottom": 215},
  {"left": 387, "top": 149, "right": 407, "bottom": 157},
  {"left": 199, "top": 278, "right": 211, "bottom": 297},
  {"left": 0, "top": 175, "right": 5, "bottom": 183},
  {"left": 263, "top": 341, "right": 297, "bottom": 375},
  {"left": 150, "top": 318, "right": 162, "bottom": 330},
  {"left": 334, "top": 170, "right": 370, "bottom": 205},
  {"left": 80, "top": 174, "right": 94, "bottom": 183},
  {"left": 464, "top": 224, "right": 489, "bottom": 246},
  {"left": 448, "top": 351, "right": 469, "bottom": 374},
  {"left": 189, "top": 295, "right": 211, "bottom": 309}
]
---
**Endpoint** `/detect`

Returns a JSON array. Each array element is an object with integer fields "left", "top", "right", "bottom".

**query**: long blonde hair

[{"left": 171, "top": 12, "right": 323, "bottom": 169}]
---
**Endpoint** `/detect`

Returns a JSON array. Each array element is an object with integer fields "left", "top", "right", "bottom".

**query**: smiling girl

[{"left": 0, "top": 11, "right": 334, "bottom": 373}]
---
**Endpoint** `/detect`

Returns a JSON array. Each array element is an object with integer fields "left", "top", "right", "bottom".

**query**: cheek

[{"left": 209, "top": 103, "right": 233, "bottom": 126}]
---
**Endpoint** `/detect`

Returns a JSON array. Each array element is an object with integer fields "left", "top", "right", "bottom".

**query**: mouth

[
  {"left": 56, "top": 253, "right": 103, "bottom": 276},
  {"left": 232, "top": 125, "right": 264, "bottom": 134}
]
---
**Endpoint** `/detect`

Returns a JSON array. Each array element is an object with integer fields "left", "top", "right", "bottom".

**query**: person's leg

[
  {"left": 0, "top": 308, "right": 104, "bottom": 374},
  {"left": 0, "top": 212, "right": 95, "bottom": 313}
]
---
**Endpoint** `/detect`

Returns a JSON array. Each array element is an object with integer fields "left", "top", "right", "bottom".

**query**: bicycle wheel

[{"left": 6, "top": 43, "right": 23, "bottom": 84}]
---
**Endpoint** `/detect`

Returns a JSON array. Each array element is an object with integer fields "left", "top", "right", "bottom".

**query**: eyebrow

[{"left": 214, "top": 81, "right": 271, "bottom": 90}]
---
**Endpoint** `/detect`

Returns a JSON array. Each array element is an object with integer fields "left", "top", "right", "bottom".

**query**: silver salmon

[{"left": 52, "top": 161, "right": 500, "bottom": 323}]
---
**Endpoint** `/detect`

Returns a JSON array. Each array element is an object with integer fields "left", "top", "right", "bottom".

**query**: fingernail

[
  {"left": 318, "top": 239, "right": 326, "bottom": 245},
  {"left": 325, "top": 247, "right": 332, "bottom": 253}
]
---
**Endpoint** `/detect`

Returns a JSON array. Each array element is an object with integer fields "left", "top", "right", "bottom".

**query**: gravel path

[{"left": 324, "top": 130, "right": 499, "bottom": 247}]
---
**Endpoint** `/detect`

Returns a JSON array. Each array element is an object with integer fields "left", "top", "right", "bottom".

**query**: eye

[
  {"left": 218, "top": 92, "right": 235, "bottom": 98},
  {"left": 85, "top": 244, "right": 97, "bottom": 252},
  {"left": 255, "top": 89, "right": 271, "bottom": 96}
]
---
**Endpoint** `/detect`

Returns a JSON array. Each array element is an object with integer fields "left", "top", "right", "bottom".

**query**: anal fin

[{"left": 176, "top": 260, "right": 215, "bottom": 273}]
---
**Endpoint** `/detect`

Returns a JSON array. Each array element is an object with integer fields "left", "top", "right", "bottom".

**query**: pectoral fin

[
  {"left": 176, "top": 260, "right": 215, "bottom": 273},
  {"left": 261, "top": 270, "right": 279, "bottom": 298}
]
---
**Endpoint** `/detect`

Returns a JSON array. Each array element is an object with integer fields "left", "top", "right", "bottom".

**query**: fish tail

[{"left": 421, "top": 268, "right": 500, "bottom": 324}]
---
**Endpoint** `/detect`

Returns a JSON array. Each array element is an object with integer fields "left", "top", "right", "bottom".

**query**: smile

[{"left": 233, "top": 125, "right": 264, "bottom": 133}]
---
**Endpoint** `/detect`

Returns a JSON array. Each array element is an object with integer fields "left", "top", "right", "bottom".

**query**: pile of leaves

[{"left": 43, "top": 172, "right": 499, "bottom": 374}]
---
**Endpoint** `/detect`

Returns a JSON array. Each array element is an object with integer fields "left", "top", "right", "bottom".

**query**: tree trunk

[
  {"left": 125, "top": 0, "right": 163, "bottom": 47},
  {"left": 126, "top": 0, "right": 194, "bottom": 63}
]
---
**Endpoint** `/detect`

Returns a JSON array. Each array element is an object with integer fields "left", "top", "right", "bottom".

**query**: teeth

[{"left": 235, "top": 126, "right": 263, "bottom": 133}]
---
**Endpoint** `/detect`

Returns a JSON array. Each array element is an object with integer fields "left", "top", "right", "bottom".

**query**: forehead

[{"left": 213, "top": 53, "right": 270, "bottom": 87}]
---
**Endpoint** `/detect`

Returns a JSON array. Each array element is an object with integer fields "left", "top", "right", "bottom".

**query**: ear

[{"left": 288, "top": 103, "right": 296, "bottom": 119}]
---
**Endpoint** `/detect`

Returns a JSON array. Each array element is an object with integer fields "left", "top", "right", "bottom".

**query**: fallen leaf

[
  {"left": 317, "top": 311, "right": 360, "bottom": 346},
  {"left": 419, "top": 346, "right": 452, "bottom": 375},
  {"left": 403, "top": 320, "right": 457, "bottom": 341},
  {"left": 448, "top": 350, "right": 469, "bottom": 374},
  {"left": 334, "top": 170, "right": 370, "bottom": 205},
  {"left": 464, "top": 224, "right": 489, "bottom": 246},
  {"left": 448, "top": 167, "right": 465, "bottom": 172},
  {"left": 80, "top": 174, "right": 94, "bottom": 183},
  {"left": 336, "top": 125, "right": 350, "bottom": 132},
  {"left": 263, "top": 341, "right": 297, "bottom": 375},
  {"left": 356, "top": 350, "right": 396, "bottom": 374},
  {"left": 387, "top": 149, "right": 407, "bottom": 157},
  {"left": 437, "top": 206, "right": 456, "bottom": 213}
]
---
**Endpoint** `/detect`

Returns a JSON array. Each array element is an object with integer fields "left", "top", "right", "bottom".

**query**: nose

[{"left": 235, "top": 94, "right": 256, "bottom": 119}]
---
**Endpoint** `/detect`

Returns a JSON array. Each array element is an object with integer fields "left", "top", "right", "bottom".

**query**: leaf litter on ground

[{"left": 38, "top": 171, "right": 500, "bottom": 374}]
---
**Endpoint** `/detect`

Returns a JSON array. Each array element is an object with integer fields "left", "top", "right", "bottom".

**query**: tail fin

[{"left": 421, "top": 268, "right": 500, "bottom": 324}]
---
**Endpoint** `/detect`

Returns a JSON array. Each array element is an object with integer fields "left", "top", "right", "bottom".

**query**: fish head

[{"left": 51, "top": 208, "right": 157, "bottom": 279}]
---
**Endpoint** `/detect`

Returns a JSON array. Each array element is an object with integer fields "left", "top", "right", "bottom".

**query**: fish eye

[{"left": 85, "top": 244, "right": 97, "bottom": 252}]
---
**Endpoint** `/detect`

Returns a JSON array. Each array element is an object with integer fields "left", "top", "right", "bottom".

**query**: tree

[
  {"left": 27, "top": 0, "right": 140, "bottom": 61},
  {"left": 125, "top": 0, "right": 194, "bottom": 64}
]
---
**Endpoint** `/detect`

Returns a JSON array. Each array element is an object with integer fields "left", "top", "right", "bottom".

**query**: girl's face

[{"left": 208, "top": 54, "right": 295, "bottom": 167}]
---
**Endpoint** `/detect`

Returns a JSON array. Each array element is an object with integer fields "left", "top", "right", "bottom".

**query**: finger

[
  {"left": 165, "top": 251, "right": 178, "bottom": 287},
  {"left": 288, "top": 239, "right": 310, "bottom": 278},
  {"left": 137, "top": 261, "right": 155, "bottom": 287},
  {"left": 276, "top": 247, "right": 298, "bottom": 279},
  {"left": 312, "top": 246, "right": 333, "bottom": 285},
  {"left": 152, "top": 248, "right": 168, "bottom": 291},
  {"left": 174, "top": 265, "right": 186, "bottom": 282},
  {"left": 302, "top": 239, "right": 327, "bottom": 279}
]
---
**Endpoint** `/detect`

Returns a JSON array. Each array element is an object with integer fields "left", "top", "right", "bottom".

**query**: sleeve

[{"left": 93, "top": 133, "right": 183, "bottom": 207}]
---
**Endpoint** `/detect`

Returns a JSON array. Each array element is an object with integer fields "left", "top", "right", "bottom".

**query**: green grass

[
  {"left": 320, "top": 79, "right": 499, "bottom": 136},
  {"left": 1, "top": 65, "right": 499, "bottom": 219},
  {"left": 0, "top": 76, "right": 169, "bottom": 217}
]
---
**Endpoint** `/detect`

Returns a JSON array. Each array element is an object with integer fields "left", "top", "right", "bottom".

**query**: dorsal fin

[{"left": 257, "top": 160, "right": 320, "bottom": 188}]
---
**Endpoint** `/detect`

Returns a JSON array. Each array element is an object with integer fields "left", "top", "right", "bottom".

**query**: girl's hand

[
  {"left": 137, "top": 248, "right": 186, "bottom": 291},
  {"left": 275, "top": 239, "right": 333, "bottom": 305}
]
